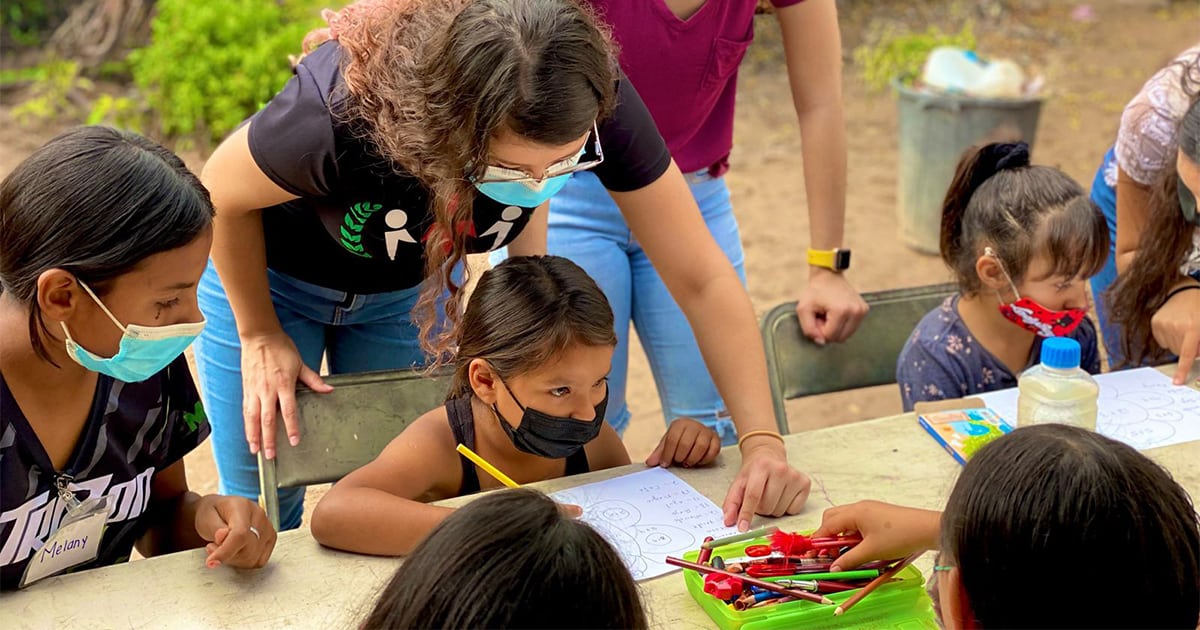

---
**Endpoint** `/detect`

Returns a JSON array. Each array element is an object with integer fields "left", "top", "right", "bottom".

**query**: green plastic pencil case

[{"left": 681, "top": 536, "right": 938, "bottom": 630}]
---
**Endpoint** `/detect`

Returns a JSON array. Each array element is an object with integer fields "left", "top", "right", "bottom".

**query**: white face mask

[{"left": 61, "top": 281, "right": 205, "bottom": 382}]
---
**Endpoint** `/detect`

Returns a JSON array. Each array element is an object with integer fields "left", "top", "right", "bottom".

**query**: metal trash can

[{"left": 894, "top": 79, "right": 1044, "bottom": 254}]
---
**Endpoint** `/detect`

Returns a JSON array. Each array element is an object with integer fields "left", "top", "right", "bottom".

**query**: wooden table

[{"left": 6, "top": 367, "right": 1199, "bottom": 629}]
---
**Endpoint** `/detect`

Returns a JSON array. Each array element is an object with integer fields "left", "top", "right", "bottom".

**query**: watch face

[{"left": 835, "top": 249, "right": 852, "bottom": 271}]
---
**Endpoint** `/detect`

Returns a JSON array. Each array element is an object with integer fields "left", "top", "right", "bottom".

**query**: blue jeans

[
  {"left": 492, "top": 170, "right": 744, "bottom": 446},
  {"left": 1089, "top": 148, "right": 1122, "bottom": 367},
  {"left": 193, "top": 261, "right": 428, "bottom": 529}
]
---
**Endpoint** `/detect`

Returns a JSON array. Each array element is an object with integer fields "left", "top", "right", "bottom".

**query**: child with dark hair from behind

[
  {"left": 897, "top": 142, "right": 1109, "bottom": 411},
  {"left": 815, "top": 424, "right": 1200, "bottom": 629},
  {"left": 361, "top": 488, "right": 647, "bottom": 630}
]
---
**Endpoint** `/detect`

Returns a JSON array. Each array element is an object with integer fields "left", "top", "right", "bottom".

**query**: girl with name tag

[
  {"left": 813, "top": 424, "right": 1200, "bottom": 629},
  {"left": 310, "top": 256, "right": 721, "bottom": 555},
  {"left": 0, "top": 127, "right": 276, "bottom": 590},
  {"left": 895, "top": 142, "right": 1109, "bottom": 411}
]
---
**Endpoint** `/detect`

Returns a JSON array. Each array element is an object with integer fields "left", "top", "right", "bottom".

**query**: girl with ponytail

[{"left": 896, "top": 142, "right": 1110, "bottom": 411}]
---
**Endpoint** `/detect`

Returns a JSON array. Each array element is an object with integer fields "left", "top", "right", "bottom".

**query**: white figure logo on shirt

[
  {"left": 479, "top": 206, "right": 524, "bottom": 250},
  {"left": 384, "top": 209, "right": 418, "bottom": 260}
]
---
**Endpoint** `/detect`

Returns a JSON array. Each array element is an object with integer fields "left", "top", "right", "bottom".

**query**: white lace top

[
  {"left": 1108, "top": 42, "right": 1200, "bottom": 276},
  {"left": 1109, "top": 43, "right": 1200, "bottom": 188}
]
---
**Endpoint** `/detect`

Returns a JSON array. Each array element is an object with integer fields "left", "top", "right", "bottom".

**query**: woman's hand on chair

[
  {"left": 794, "top": 268, "right": 869, "bottom": 345},
  {"left": 239, "top": 330, "right": 333, "bottom": 459}
]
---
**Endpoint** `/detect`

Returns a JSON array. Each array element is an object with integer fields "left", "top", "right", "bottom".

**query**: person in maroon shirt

[{"left": 496, "top": 0, "right": 867, "bottom": 444}]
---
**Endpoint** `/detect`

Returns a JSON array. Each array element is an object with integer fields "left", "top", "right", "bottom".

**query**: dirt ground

[{"left": 1, "top": 0, "right": 1197, "bottom": 525}]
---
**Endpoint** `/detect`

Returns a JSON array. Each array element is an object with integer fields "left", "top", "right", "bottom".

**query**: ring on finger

[{"left": 249, "top": 526, "right": 261, "bottom": 540}]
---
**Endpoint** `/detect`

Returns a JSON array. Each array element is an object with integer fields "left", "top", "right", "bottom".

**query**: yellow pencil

[{"left": 456, "top": 443, "right": 520, "bottom": 489}]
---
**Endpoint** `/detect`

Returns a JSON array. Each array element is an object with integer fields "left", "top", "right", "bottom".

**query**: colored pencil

[
  {"left": 767, "top": 569, "right": 880, "bottom": 581},
  {"left": 455, "top": 443, "right": 519, "bottom": 489},
  {"left": 833, "top": 552, "right": 923, "bottom": 616},
  {"left": 769, "top": 579, "right": 864, "bottom": 593},
  {"left": 701, "top": 526, "right": 780, "bottom": 549},
  {"left": 665, "top": 556, "right": 834, "bottom": 605}
]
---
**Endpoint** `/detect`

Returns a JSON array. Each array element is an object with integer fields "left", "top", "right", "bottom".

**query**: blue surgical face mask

[
  {"left": 60, "top": 282, "right": 205, "bottom": 383},
  {"left": 473, "top": 124, "right": 604, "bottom": 208},
  {"left": 473, "top": 172, "right": 574, "bottom": 208}
]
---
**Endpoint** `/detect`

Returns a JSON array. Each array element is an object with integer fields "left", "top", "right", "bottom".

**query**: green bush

[
  {"left": 129, "top": 0, "right": 324, "bottom": 145},
  {"left": 853, "top": 23, "right": 977, "bottom": 93},
  {"left": 1, "top": 0, "right": 71, "bottom": 49}
]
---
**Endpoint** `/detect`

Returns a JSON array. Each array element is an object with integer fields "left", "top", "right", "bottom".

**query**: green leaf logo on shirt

[
  {"left": 183, "top": 401, "right": 206, "bottom": 433},
  {"left": 340, "top": 201, "right": 383, "bottom": 258}
]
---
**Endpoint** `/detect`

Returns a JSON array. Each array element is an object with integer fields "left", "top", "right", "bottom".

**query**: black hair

[
  {"left": 0, "top": 126, "right": 213, "bottom": 363},
  {"left": 1109, "top": 96, "right": 1200, "bottom": 366},
  {"left": 941, "top": 424, "right": 1200, "bottom": 628},
  {"left": 448, "top": 255, "right": 616, "bottom": 400},
  {"left": 939, "top": 142, "right": 1110, "bottom": 293},
  {"left": 362, "top": 488, "right": 647, "bottom": 629}
]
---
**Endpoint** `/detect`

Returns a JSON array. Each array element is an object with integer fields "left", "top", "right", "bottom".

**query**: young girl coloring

[
  {"left": 310, "top": 256, "right": 720, "bottom": 555},
  {"left": 897, "top": 142, "right": 1109, "bottom": 411},
  {"left": 814, "top": 424, "right": 1200, "bottom": 628},
  {"left": 0, "top": 127, "right": 275, "bottom": 591}
]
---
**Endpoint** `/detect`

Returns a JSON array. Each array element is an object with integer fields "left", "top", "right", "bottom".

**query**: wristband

[
  {"left": 737, "top": 430, "right": 786, "bottom": 449},
  {"left": 807, "top": 248, "right": 851, "bottom": 272}
]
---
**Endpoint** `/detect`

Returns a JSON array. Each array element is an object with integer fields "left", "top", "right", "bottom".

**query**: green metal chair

[
  {"left": 760, "top": 283, "right": 959, "bottom": 434},
  {"left": 257, "top": 368, "right": 453, "bottom": 530}
]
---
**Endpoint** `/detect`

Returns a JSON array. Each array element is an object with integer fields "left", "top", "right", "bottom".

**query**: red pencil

[
  {"left": 665, "top": 556, "right": 834, "bottom": 605},
  {"left": 832, "top": 552, "right": 923, "bottom": 616}
]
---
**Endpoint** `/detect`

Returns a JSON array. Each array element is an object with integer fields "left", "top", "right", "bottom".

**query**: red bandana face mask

[{"left": 986, "top": 248, "right": 1087, "bottom": 338}]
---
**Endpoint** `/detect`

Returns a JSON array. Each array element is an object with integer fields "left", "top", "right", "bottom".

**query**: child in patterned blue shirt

[{"left": 897, "top": 142, "right": 1108, "bottom": 411}]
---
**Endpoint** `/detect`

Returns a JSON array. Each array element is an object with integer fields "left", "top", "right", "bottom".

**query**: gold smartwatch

[{"left": 807, "top": 248, "right": 852, "bottom": 272}]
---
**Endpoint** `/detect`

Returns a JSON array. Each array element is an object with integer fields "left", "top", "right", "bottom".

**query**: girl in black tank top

[
  {"left": 309, "top": 257, "right": 630, "bottom": 556},
  {"left": 445, "top": 396, "right": 593, "bottom": 495},
  {"left": 311, "top": 257, "right": 720, "bottom": 556}
]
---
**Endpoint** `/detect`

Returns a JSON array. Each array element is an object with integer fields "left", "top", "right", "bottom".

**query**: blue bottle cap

[{"left": 1040, "top": 337, "right": 1081, "bottom": 369}]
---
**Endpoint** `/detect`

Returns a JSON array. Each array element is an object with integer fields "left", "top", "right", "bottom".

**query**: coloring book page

[
  {"left": 977, "top": 367, "right": 1200, "bottom": 450},
  {"left": 550, "top": 467, "right": 737, "bottom": 581}
]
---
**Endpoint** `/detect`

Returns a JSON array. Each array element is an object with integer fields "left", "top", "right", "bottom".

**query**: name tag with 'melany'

[{"left": 20, "top": 496, "right": 108, "bottom": 588}]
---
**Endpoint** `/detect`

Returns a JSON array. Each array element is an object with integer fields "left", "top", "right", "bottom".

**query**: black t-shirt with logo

[
  {"left": 0, "top": 357, "right": 209, "bottom": 590},
  {"left": 248, "top": 42, "right": 673, "bottom": 294}
]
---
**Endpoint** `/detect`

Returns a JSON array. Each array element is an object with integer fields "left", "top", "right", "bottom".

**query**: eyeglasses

[{"left": 476, "top": 121, "right": 604, "bottom": 185}]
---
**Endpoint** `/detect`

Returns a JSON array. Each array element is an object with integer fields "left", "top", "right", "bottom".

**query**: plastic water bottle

[{"left": 1016, "top": 337, "right": 1099, "bottom": 430}]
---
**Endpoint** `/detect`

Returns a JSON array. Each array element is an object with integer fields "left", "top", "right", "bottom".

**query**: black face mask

[{"left": 492, "top": 380, "right": 607, "bottom": 459}]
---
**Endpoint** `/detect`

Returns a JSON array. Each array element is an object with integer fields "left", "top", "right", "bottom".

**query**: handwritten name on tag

[{"left": 20, "top": 504, "right": 107, "bottom": 588}]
